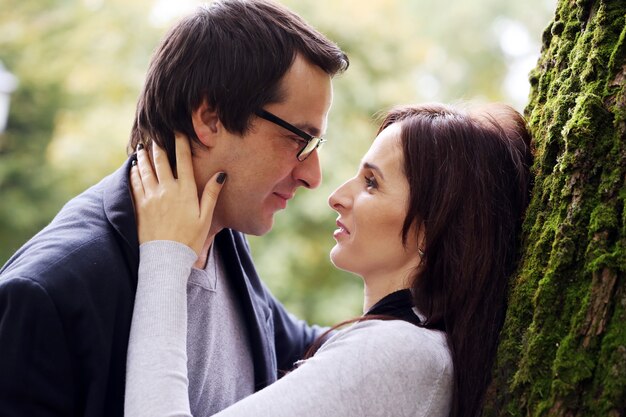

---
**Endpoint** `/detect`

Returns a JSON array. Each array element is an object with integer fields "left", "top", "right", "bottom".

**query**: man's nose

[{"left": 293, "top": 149, "right": 322, "bottom": 189}]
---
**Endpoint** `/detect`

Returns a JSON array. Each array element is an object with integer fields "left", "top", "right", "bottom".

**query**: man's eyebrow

[
  {"left": 363, "top": 162, "right": 385, "bottom": 180},
  {"left": 294, "top": 123, "right": 322, "bottom": 138}
]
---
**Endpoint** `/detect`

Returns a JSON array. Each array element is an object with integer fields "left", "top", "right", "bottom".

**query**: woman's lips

[{"left": 333, "top": 219, "right": 350, "bottom": 238}]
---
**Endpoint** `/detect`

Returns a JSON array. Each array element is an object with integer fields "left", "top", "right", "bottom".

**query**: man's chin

[
  {"left": 231, "top": 216, "right": 275, "bottom": 236},
  {"left": 248, "top": 222, "right": 274, "bottom": 236}
]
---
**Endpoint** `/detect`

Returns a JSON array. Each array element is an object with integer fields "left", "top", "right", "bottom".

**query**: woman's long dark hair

[
  {"left": 304, "top": 103, "right": 532, "bottom": 417},
  {"left": 377, "top": 103, "right": 533, "bottom": 417}
]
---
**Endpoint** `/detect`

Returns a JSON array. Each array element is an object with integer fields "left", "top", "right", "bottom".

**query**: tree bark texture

[{"left": 484, "top": 1, "right": 625, "bottom": 416}]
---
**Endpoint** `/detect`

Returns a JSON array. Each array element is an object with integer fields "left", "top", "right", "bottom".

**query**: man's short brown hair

[{"left": 128, "top": 0, "right": 348, "bottom": 165}]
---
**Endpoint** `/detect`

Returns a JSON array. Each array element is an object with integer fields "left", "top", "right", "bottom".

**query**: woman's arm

[
  {"left": 212, "top": 320, "right": 453, "bottom": 417},
  {"left": 125, "top": 241, "right": 196, "bottom": 417},
  {"left": 124, "top": 136, "right": 225, "bottom": 417}
]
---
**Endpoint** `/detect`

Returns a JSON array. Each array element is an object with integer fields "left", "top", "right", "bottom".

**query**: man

[{"left": 0, "top": 1, "right": 348, "bottom": 416}]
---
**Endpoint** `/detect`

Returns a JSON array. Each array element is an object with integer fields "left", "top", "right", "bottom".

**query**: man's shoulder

[
  {"left": 0, "top": 224, "right": 126, "bottom": 296},
  {"left": 0, "top": 215, "right": 135, "bottom": 324},
  {"left": 0, "top": 161, "right": 137, "bottom": 290}
]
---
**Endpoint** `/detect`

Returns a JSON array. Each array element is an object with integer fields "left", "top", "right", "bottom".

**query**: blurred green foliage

[{"left": 0, "top": 0, "right": 554, "bottom": 325}]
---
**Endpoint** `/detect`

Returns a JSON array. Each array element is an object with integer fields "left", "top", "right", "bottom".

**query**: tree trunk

[{"left": 483, "top": 1, "right": 626, "bottom": 416}]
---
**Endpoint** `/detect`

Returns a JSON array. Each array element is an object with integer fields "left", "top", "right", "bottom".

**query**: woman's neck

[{"left": 361, "top": 268, "right": 414, "bottom": 313}]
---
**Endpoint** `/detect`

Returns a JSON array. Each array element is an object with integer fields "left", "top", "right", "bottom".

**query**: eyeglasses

[{"left": 255, "top": 109, "right": 327, "bottom": 162}]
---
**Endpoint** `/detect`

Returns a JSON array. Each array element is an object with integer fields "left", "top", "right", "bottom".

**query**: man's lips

[
  {"left": 272, "top": 191, "right": 294, "bottom": 210},
  {"left": 273, "top": 192, "right": 294, "bottom": 201}
]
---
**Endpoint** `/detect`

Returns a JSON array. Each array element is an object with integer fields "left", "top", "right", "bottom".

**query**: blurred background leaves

[{"left": 0, "top": 0, "right": 554, "bottom": 325}]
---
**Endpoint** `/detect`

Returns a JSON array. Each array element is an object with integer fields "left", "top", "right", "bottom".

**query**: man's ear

[{"left": 192, "top": 100, "right": 220, "bottom": 148}]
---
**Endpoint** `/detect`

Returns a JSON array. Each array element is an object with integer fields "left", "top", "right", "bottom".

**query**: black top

[{"left": 365, "top": 289, "right": 422, "bottom": 326}]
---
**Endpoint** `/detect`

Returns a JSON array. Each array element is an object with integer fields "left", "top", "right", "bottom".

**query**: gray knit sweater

[{"left": 125, "top": 241, "right": 453, "bottom": 417}]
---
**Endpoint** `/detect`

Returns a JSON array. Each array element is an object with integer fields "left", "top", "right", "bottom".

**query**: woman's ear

[
  {"left": 192, "top": 100, "right": 219, "bottom": 148},
  {"left": 417, "top": 221, "right": 427, "bottom": 253},
  {"left": 416, "top": 221, "right": 427, "bottom": 259}
]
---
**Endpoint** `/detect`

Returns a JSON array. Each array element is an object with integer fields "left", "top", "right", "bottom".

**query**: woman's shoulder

[
  {"left": 330, "top": 318, "right": 447, "bottom": 348},
  {"left": 321, "top": 319, "right": 451, "bottom": 372},
  {"left": 314, "top": 319, "right": 452, "bottom": 417}
]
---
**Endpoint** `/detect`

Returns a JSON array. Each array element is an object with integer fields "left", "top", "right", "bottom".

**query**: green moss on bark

[{"left": 484, "top": 1, "right": 626, "bottom": 416}]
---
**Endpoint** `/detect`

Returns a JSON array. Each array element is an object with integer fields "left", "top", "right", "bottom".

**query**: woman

[{"left": 125, "top": 103, "right": 533, "bottom": 417}]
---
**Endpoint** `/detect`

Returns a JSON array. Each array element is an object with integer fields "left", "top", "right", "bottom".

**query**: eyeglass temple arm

[{"left": 255, "top": 109, "right": 314, "bottom": 141}]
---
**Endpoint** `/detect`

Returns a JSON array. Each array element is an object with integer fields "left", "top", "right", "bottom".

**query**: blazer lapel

[{"left": 103, "top": 158, "right": 140, "bottom": 280}]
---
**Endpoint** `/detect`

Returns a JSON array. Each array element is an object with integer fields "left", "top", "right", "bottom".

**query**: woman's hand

[{"left": 130, "top": 134, "right": 226, "bottom": 257}]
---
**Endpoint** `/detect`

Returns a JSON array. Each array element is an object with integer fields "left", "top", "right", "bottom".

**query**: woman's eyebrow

[{"left": 362, "top": 162, "right": 385, "bottom": 180}]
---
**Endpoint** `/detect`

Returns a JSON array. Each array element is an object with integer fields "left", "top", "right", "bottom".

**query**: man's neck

[{"left": 193, "top": 228, "right": 221, "bottom": 269}]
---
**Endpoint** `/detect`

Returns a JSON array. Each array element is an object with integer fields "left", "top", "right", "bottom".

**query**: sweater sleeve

[
  {"left": 125, "top": 247, "right": 453, "bottom": 417},
  {"left": 124, "top": 240, "right": 197, "bottom": 417},
  {"left": 212, "top": 320, "right": 453, "bottom": 417}
]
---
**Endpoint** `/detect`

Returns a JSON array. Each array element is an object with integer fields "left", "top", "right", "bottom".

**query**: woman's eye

[{"left": 364, "top": 176, "right": 378, "bottom": 189}]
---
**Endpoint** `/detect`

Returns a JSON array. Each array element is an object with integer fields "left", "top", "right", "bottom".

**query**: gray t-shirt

[
  {"left": 125, "top": 241, "right": 453, "bottom": 417},
  {"left": 187, "top": 242, "right": 255, "bottom": 415}
]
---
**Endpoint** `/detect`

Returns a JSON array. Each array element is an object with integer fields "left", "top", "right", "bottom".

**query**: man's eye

[{"left": 289, "top": 136, "right": 308, "bottom": 146}]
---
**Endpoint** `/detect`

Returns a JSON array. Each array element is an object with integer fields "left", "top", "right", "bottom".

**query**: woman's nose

[{"left": 328, "top": 179, "right": 352, "bottom": 211}]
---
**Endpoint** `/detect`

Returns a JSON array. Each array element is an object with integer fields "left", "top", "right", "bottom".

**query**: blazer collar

[{"left": 103, "top": 157, "right": 140, "bottom": 272}]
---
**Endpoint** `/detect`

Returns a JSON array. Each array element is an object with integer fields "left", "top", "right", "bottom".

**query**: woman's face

[{"left": 328, "top": 123, "right": 421, "bottom": 279}]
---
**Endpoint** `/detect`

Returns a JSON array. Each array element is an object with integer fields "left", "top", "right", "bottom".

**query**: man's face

[{"left": 199, "top": 54, "right": 333, "bottom": 236}]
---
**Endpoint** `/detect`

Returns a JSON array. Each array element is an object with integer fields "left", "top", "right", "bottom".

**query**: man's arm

[
  {"left": 0, "top": 277, "right": 74, "bottom": 416},
  {"left": 264, "top": 288, "right": 329, "bottom": 372},
  {"left": 237, "top": 234, "right": 328, "bottom": 373}
]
